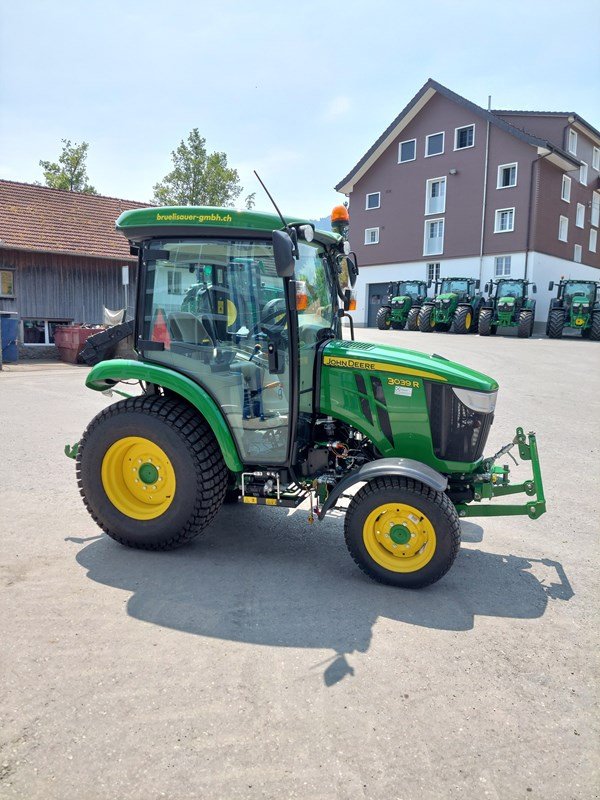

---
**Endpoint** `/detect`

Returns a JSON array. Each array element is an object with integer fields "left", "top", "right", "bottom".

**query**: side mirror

[
  {"left": 336, "top": 253, "right": 358, "bottom": 291},
  {"left": 427, "top": 280, "right": 432, "bottom": 288},
  {"left": 475, "top": 279, "right": 480, "bottom": 289},
  {"left": 272, "top": 230, "right": 296, "bottom": 278},
  {"left": 548, "top": 281, "right": 554, "bottom": 291},
  {"left": 484, "top": 282, "right": 490, "bottom": 294},
  {"left": 532, "top": 283, "right": 537, "bottom": 293}
]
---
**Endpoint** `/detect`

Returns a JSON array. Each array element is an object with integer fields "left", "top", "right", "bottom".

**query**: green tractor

[
  {"left": 68, "top": 205, "right": 545, "bottom": 589},
  {"left": 376, "top": 280, "right": 429, "bottom": 331},
  {"left": 479, "top": 279, "right": 537, "bottom": 338},
  {"left": 546, "top": 279, "right": 600, "bottom": 340},
  {"left": 419, "top": 277, "right": 484, "bottom": 334}
]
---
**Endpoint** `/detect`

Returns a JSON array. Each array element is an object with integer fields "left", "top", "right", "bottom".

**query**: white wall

[{"left": 354, "top": 251, "right": 599, "bottom": 326}]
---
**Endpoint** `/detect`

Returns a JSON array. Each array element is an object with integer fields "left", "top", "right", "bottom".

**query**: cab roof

[{"left": 115, "top": 206, "right": 341, "bottom": 247}]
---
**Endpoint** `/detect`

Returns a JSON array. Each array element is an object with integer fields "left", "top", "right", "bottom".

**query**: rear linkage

[{"left": 455, "top": 427, "right": 546, "bottom": 520}]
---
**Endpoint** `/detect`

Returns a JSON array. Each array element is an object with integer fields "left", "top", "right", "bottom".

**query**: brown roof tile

[{"left": 0, "top": 179, "right": 150, "bottom": 260}]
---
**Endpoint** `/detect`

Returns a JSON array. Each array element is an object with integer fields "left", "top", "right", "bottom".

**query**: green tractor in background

[
  {"left": 376, "top": 280, "right": 429, "bottom": 331},
  {"left": 479, "top": 279, "right": 537, "bottom": 338},
  {"left": 68, "top": 204, "right": 545, "bottom": 590},
  {"left": 419, "top": 277, "right": 484, "bottom": 334},
  {"left": 546, "top": 279, "right": 600, "bottom": 339}
]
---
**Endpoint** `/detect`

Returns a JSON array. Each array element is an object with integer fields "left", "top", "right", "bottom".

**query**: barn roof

[{"left": 0, "top": 179, "right": 148, "bottom": 261}]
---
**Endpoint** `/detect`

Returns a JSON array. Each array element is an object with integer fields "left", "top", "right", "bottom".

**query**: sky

[{"left": 1, "top": 0, "right": 599, "bottom": 219}]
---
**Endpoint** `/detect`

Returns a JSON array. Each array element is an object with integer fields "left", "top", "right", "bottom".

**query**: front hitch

[{"left": 455, "top": 427, "right": 546, "bottom": 519}]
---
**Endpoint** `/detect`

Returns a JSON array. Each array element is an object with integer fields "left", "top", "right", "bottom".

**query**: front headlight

[{"left": 452, "top": 387, "right": 498, "bottom": 414}]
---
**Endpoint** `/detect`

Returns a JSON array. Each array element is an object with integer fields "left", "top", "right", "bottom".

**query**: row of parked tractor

[{"left": 376, "top": 277, "right": 600, "bottom": 339}]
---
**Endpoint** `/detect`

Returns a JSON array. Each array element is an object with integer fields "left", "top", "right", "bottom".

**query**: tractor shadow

[{"left": 74, "top": 508, "right": 573, "bottom": 685}]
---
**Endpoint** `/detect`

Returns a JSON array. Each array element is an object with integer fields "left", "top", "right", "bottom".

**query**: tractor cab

[{"left": 437, "top": 277, "right": 478, "bottom": 303}]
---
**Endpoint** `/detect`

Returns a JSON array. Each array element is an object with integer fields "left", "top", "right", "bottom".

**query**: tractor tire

[
  {"left": 406, "top": 306, "right": 420, "bottom": 331},
  {"left": 344, "top": 476, "right": 461, "bottom": 589},
  {"left": 376, "top": 307, "right": 391, "bottom": 330},
  {"left": 453, "top": 305, "right": 474, "bottom": 334},
  {"left": 418, "top": 305, "right": 435, "bottom": 332},
  {"left": 478, "top": 309, "right": 496, "bottom": 336},
  {"left": 590, "top": 312, "right": 600, "bottom": 341},
  {"left": 547, "top": 309, "right": 565, "bottom": 339},
  {"left": 391, "top": 319, "right": 406, "bottom": 331},
  {"left": 76, "top": 395, "right": 228, "bottom": 550},
  {"left": 518, "top": 311, "right": 534, "bottom": 338}
]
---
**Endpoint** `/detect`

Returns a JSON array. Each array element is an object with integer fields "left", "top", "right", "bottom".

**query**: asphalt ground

[{"left": 0, "top": 330, "right": 598, "bottom": 800}]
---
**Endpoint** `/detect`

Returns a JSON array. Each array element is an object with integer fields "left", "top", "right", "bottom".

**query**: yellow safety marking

[
  {"left": 323, "top": 355, "right": 446, "bottom": 382},
  {"left": 243, "top": 496, "right": 257, "bottom": 504},
  {"left": 265, "top": 498, "right": 277, "bottom": 506}
]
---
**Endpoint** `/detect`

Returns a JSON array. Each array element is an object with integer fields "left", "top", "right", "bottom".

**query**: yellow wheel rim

[
  {"left": 362, "top": 503, "right": 436, "bottom": 573},
  {"left": 465, "top": 312, "right": 472, "bottom": 329},
  {"left": 101, "top": 436, "right": 176, "bottom": 520}
]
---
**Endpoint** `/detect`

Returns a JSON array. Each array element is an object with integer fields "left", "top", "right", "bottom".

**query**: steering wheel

[{"left": 250, "top": 298, "right": 287, "bottom": 338}]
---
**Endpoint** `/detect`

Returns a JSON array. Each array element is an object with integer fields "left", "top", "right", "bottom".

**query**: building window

[
  {"left": 568, "top": 129, "right": 577, "bottom": 155},
  {"left": 576, "top": 203, "right": 585, "bottom": 228},
  {"left": 593, "top": 147, "right": 600, "bottom": 171},
  {"left": 399, "top": 139, "right": 416, "bottom": 163},
  {"left": 590, "top": 229, "right": 597, "bottom": 253},
  {"left": 494, "top": 208, "right": 515, "bottom": 233},
  {"left": 0, "top": 268, "right": 14, "bottom": 297},
  {"left": 558, "top": 215, "right": 569, "bottom": 242},
  {"left": 454, "top": 125, "right": 475, "bottom": 150},
  {"left": 423, "top": 219, "right": 444, "bottom": 255},
  {"left": 580, "top": 162, "right": 588, "bottom": 186},
  {"left": 427, "top": 262, "right": 440, "bottom": 282},
  {"left": 497, "top": 163, "right": 518, "bottom": 189},
  {"left": 22, "top": 318, "right": 71, "bottom": 345},
  {"left": 425, "top": 132, "right": 444, "bottom": 157},
  {"left": 561, "top": 175, "right": 571, "bottom": 202},
  {"left": 425, "top": 177, "right": 446, "bottom": 215},
  {"left": 364, "top": 227, "right": 379, "bottom": 245},
  {"left": 494, "top": 256, "right": 512, "bottom": 276},
  {"left": 574, "top": 244, "right": 582, "bottom": 263},
  {"left": 167, "top": 269, "right": 182, "bottom": 295},
  {"left": 592, "top": 193, "right": 600, "bottom": 227},
  {"left": 365, "top": 192, "right": 381, "bottom": 210}
]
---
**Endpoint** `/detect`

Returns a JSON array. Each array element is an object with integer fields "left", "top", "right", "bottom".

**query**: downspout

[
  {"left": 478, "top": 97, "right": 491, "bottom": 283},
  {"left": 525, "top": 151, "right": 551, "bottom": 280}
]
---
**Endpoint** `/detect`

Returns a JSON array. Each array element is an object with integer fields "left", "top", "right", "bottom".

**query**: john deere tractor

[
  {"left": 546, "top": 279, "right": 600, "bottom": 339},
  {"left": 479, "top": 279, "right": 537, "bottom": 337},
  {"left": 376, "top": 280, "right": 429, "bottom": 331},
  {"left": 67, "top": 204, "right": 545, "bottom": 590},
  {"left": 419, "top": 277, "right": 484, "bottom": 334}
]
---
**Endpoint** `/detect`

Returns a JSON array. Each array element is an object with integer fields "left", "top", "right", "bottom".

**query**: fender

[
  {"left": 85, "top": 359, "right": 244, "bottom": 472},
  {"left": 317, "top": 457, "right": 448, "bottom": 520}
]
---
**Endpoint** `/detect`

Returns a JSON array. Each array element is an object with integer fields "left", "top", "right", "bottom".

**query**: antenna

[{"left": 253, "top": 170, "right": 287, "bottom": 230}]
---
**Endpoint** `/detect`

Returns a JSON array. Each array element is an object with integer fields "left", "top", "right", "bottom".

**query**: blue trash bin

[{"left": 1, "top": 312, "right": 19, "bottom": 363}]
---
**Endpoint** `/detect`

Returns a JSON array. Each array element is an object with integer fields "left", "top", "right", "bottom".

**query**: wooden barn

[{"left": 0, "top": 180, "right": 147, "bottom": 359}]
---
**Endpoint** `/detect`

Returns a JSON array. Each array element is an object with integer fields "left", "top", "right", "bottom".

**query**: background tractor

[
  {"left": 69, "top": 204, "right": 545, "bottom": 590},
  {"left": 419, "top": 277, "right": 483, "bottom": 334},
  {"left": 546, "top": 279, "right": 600, "bottom": 339},
  {"left": 376, "top": 280, "right": 429, "bottom": 331},
  {"left": 479, "top": 279, "right": 537, "bottom": 337}
]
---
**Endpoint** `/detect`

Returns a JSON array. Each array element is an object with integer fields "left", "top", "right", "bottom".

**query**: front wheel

[
  {"left": 453, "top": 305, "right": 474, "bottom": 334},
  {"left": 406, "top": 306, "right": 420, "bottom": 331},
  {"left": 77, "top": 395, "right": 228, "bottom": 549},
  {"left": 418, "top": 304, "right": 435, "bottom": 332},
  {"left": 376, "top": 306, "right": 391, "bottom": 330},
  {"left": 344, "top": 477, "right": 461, "bottom": 588},
  {"left": 518, "top": 311, "right": 534, "bottom": 338},
  {"left": 590, "top": 312, "right": 600, "bottom": 341},
  {"left": 547, "top": 309, "right": 564, "bottom": 339}
]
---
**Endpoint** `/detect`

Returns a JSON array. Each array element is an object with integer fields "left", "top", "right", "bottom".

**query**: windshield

[
  {"left": 398, "top": 282, "right": 426, "bottom": 298},
  {"left": 441, "top": 279, "right": 470, "bottom": 295},
  {"left": 497, "top": 280, "right": 524, "bottom": 298},
  {"left": 564, "top": 282, "right": 595, "bottom": 301}
]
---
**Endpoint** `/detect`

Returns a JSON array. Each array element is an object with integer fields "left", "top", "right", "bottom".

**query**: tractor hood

[
  {"left": 436, "top": 292, "right": 458, "bottom": 302},
  {"left": 498, "top": 296, "right": 516, "bottom": 305},
  {"left": 322, "top": 340, "right": 498, "bottom": 392}
]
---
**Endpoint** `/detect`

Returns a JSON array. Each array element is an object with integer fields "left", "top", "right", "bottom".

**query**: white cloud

[{"left": 323, "top": 96, "right": 352, "bottom": 122}]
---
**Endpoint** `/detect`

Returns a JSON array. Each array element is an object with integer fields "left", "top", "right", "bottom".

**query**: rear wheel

[
  {"left": 418, "top": 305, "right": 435, "bottom": 332},
  {"left": 406, "top": 306, "right": 420, "bottom": 331},
  {"left": 453, "top": 305, "right": 474, "bottom": 334},
  {"left": 518, "top": 311, "right": 534, "bottom": 338},
  {"left": 77, "top": 395, "right": 228, "bottom": 549},
  {"left": 547, "top": 309, "right": 565, "bottom": 339},
  {"left": 344, "top": 477, "right": 461, "bottom": 588},
  {"left": 590, "top": 312, "right": 600, "bottom": 341},
  {"left": 376, "top": 307, "right": 391, "bottom": 330}
]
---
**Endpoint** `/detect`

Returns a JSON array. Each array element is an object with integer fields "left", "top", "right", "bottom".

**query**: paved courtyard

[{"left": 0, "top": 330, "right": 598, "bottom": 799}]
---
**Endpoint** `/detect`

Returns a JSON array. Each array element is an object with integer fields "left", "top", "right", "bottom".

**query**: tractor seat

[{"left": 168, "top": 311, "right": 214, "bottom": 347}]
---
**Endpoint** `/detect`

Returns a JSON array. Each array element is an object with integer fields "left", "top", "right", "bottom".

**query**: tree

[
  {"left": 153, "top": 129, "right": 255, "bottom": 209},
  {"left": 39, "top": 139, "right": 97, "bottom": 194}
]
